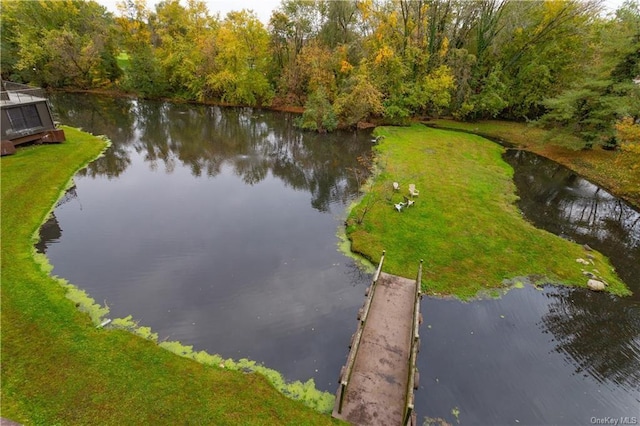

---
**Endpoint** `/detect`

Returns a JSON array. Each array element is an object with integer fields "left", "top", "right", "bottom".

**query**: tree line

[{"left": 1, "top": 0, "right": 639, "bottom": 145}]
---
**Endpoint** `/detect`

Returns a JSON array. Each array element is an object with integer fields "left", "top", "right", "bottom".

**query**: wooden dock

[{"left": 333, "top": 252, "right": 422, "bottom": 426}]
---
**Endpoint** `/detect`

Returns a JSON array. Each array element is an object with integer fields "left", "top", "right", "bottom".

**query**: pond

[
  {"left": 42, "top": 93, "right": 374, "bottom": 391},
  {"left": 43, "top": 93, "right": 639, "bottom": 424}
]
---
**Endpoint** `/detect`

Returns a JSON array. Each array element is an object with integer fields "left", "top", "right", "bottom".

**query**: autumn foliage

[
  {"left": 616, "top": 117, "right": 640, "bottom": 153},
  {"left": 1, "top": 0, "right": 638, "bottom": 136}
]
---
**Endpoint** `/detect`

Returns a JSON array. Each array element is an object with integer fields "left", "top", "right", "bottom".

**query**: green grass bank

[
  {"left": 426, "top": 119, "right": 640, "bottom": 209},
  {"left": 1, "top": 128, "right": 338, "bottom": 425},
  {"left": 346, "top": 125, "right": 629, "bottom": 300}
]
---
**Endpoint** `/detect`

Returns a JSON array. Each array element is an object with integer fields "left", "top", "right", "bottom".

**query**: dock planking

[{"left": 333, "top": 254, "right": 422, "bottom": 426}]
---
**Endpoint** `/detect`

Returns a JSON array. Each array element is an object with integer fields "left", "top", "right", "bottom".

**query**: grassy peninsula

[
  {"left": 1, "top": 128, "right": 337, "bottom": 425},
  {"left": 346, "top": 125, "right": 629, "bottom": 300}
]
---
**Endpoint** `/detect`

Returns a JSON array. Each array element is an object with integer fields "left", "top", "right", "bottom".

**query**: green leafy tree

[
  {"left": 540, "top": 79, "right": 640, "bottom": 148},
  {"left": 296, "top": 86, "right": 337, "bottom": 132},
  {"left": 447, "top": 48, "right": 477, "bottom": 119},
  {"left": 468, "top": 65, "right": 508, "bottom": 119},
  {"left": 152, "top": 0, "right": 218, "bottom": 99},
  {"left": 205, "top": 10, "right": 273, "bottom": 106},
  {"left": 2, "top": 0, "right": 121, "bottom": 88},
  {"left": 539, "top": 0, "right": 640, "bottom": 148},
  {"left": 410, "top": 64, "right": 456, "bottom": 116},
  {"left": 122, "top": 44, "right": 167, "bottom": 98},
  {"left": 498, "top": 0, "right": 600, "bottom": 119},
  {"left": 357, "top": 0, "right": 417, "bottom": 123},
  {"left": 333, "top": 65, "right": 384, "bottom": 127},
  {"left": 275, "top": 39, "right": 337, "bottom": 106},
  {"left": 268, "top": 0, "right": 323, "bottom": 103},
  {"left": 318, "top": 0, "right": 360, "bottom": 48}
]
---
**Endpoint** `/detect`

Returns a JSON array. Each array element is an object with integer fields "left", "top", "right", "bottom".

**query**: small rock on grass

[{"left": 587, "top": 279, "right": 606, "bottom": 291}]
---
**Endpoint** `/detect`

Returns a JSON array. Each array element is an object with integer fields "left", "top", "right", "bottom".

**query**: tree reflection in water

[
  {"left": 504, "top": 149, "right": 640, "bottom": 291},
  {"left": 49, "top": 93, "right": 371, "bottom": 213},
  {"left": 540, "top": 286, "right": 640, "bottom": 391},
  {"left": 42, "top": 93, "right": 376, "bottom": 393},
  {"left": 506, "top": 149, "right": 640, "bottom": 390},
  {"left": 50, "top": 93, "right": 134, "bottom": 179},
  {"left": 36, "top": 186, "right": 79, "bottom": 254}
]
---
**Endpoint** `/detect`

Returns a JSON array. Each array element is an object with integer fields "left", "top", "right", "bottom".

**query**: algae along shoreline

[
  {"left": 1, "top": 127, "right": 337, "bottom": 425},
  {"left": 346, "top": 124, "right": 630, "bottom": 300}
]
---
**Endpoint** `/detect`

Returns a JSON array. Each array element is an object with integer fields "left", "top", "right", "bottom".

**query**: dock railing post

[
  {"left": 404, "top": 259, "right": 423, "bottom": 425},
  {"left": 416, "top": 259, "right": 423, "bottom": 295},
  {"left": 373, "top": 249, "right": 386, "bottom": 283},
  {"left": 404, "top": 402, "right": 414, "bottom": 426},
  {"left": 337, "top": 381, "right": 346, "bottom": 414}
]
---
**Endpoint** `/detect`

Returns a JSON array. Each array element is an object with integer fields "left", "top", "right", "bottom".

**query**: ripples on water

[
  {"left": 42, "top": 94, "right": 639, "bottom": 424},
  {"left": 420, "top": 285, "right": 639, "bottom": 424}
]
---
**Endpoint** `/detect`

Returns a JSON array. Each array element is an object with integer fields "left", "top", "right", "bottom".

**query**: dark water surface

[
  {"left": 504, "top": 149, "right": 640, "bottom": 293},
  {"left": 419, "top": 285, "right": 639, "bottom": 425},
  {"left": 44, "top": 94, "right": 639, "bottom": 424},
  {"left": 43, "top": 93, "right": 374, "bottom": 391}
]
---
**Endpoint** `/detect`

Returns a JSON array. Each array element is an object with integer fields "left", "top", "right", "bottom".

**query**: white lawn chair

[
  {"left": 393, "top": 182, "right": 400, "bottom": 192},
  {"left": 403, "top": 196, "right": 415, "bottom": 207},
  {"left": 408, "top": 184, "right": 419, "bottom": 197}
]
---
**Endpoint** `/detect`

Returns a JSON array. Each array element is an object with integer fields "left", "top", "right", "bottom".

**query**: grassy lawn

[
  {"left": 1, "top": 128, "right": 338, "bottom": 425},
  {"left": 116, "top": 51, "right": 130, "bottom": 72},
  {"left": 427, "top": 119, "right": 640, "bottom": 209},
  {"left": 346, "top": 125, "right": 629, "bottom": 300}
]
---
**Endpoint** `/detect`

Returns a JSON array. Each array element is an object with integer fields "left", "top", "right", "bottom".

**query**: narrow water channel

[
  {"left": 44, "top": 94, "right": 639, "bottom": 425},
  {"left": 504, "top": 149, "right": 640, "bottom": 293}
]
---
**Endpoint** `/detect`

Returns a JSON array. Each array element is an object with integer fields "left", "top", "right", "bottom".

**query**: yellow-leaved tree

[
  {"left": 205, "top": 10, "right": 274, "bottom": 106},
  {"left": 616, "top": 117, "right": 640, "bottom": 153}
]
